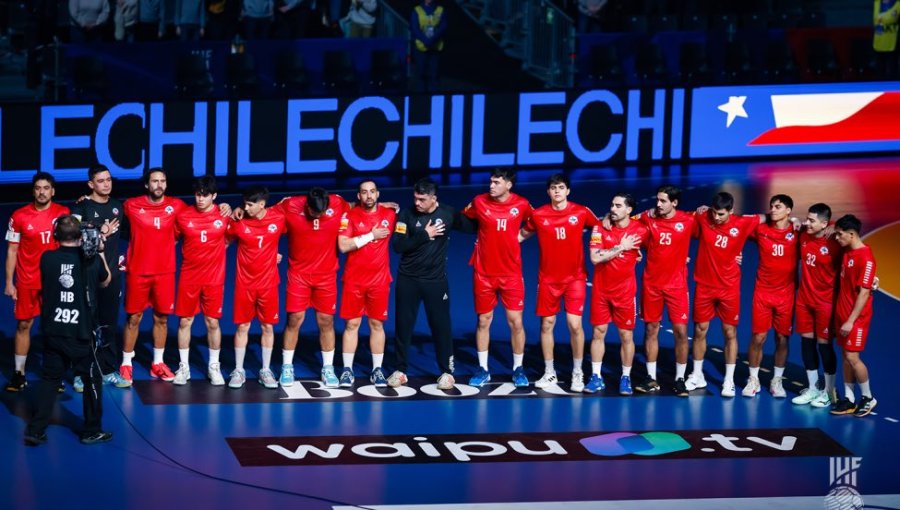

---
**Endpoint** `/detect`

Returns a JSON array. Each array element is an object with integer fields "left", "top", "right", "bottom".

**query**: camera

[{"left": 80, "top": 223, "right": 103, "bottom": 258}]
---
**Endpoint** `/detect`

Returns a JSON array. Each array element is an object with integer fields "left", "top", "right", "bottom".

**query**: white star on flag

[{"left": 717, "top": 95, "right": 748, "bottom": 128}]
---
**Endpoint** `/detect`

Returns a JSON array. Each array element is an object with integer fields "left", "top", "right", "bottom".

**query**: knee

[
  {"left": 152, "top": 313, "right": 168, "bottom": 326},
  {"left": 16, "top": 320, "right": 32, "bottom": 332},
  {"left": 236, "top": 323, "right": 250, "bottom": 334},
  {"left": 540, "top": 317, "right": 556, "bottom": 334},
  {"left": 645, "top": 322, "right": 661, "bottom": 335},
  {"left": 287, "top": 313, "right": 303, "bottom": 328},
  {"left": 345, "top": 319, "right": 361, "bottom": 332},
  {"left": 127, "top": 313, "right": 143, "bottom": 327},
  {"left": 260, "top": 324, "right": 274, "bottom": 335},
  {"left": 205, "top": 317, "right": 220, "bottom": 332},
  {"left": 368, "top": 319, "right": 384, "bottom": 332},
  {"left": 591, "top": 326, "right": 607, "bottom": 340},
  {"left": 694, "top": 322, "right": 709, "bottom": 335},
  {"left": 477, "top": 313, "right": 493, "bottom": 329},
  {"left": 317, "top": 313, "right": 334, "bottom": 330},
  {"left": 178, "top": 317, "right": 193, "bottom": 329}
]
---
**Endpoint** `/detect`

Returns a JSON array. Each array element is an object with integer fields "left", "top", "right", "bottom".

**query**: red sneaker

[
  {"left": 119, "top": 365, "right": 133, "bottom": 385},
  {"left": 150, "top": 363, "right": 176, "bottom": 382}
]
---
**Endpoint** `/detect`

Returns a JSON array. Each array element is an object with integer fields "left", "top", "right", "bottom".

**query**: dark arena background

[{"left": 2, "top": 0, "right": 900, "bottom": 508}]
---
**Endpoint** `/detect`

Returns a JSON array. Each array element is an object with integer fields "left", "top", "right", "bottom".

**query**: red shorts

[
  {"left": 693, "top": 284, "right": 740, "bottom": 326},
  {"left": 233, "top": 285, "right": 280, "bottom": 325},
  {"left": 837, "top": 315, "right": 870, "bottom": 352},
  {"left": 751, "top": 286, "right": 795, "bottom": 336},
  {"left": 286, "top": 271, "right": 337, "bottom": 315},
  {"left": 339, "top": 283, "right": 390, "bottom": 320},
  {"left": 14, "top": 286, "right": 41, "bottom": 321},
  {"left": 641, "top": 283, "right": 690, "bottom": 324},
  {"left": 536, "top": 278, "right": 586, "bottom": 317},
  {"left": 473, "top": 273, "right": 525, "bottom": 315},
  {"left": 175, "top": 283, "right": 225, "bottom": 319},
  {"left": 590, "top": 287, "right": 637, "bottom": 329},
  {"left": 125, "top": 272, "right": 175, "bottom": 315},
  {"left": 795, "top": 298, "right": 834, "bottom": 339}
]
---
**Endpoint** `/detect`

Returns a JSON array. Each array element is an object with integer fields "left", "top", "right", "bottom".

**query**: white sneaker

[
  {"left": 208, "top": 362, "right": 225, "bottom": 386},
  {"left": 742, "top": 376, "right": 760, "bottom": 397},
  {"left": 535, "top": 371, "right": 558, "bottom": 389},
  {"left": 570, "top": 371, "right": 585, "bottom": 392},
  {"left": 173, "top": 362, "right": 191, "bottom": 386},
  {"left": 792, "top": 387, "right": 821, "bottom": 405},
  {"left": 228, "top": 368, "right": 246, "bottom": 389},
  {"left": 810, "top": 389, "right": 834, "bottom": 408},
  {"left": 685, "top": 371, "right": 707, "bottom": 391},
  {"left": 769, "top": 376, "right": 786, "bottom": 398},
  {"left": 258, "top": 368, "right": 278, "bottom": 389},
  {"left": 721, "top": 379, "right": 736, "bottom": 397},
  {"left": 436, "top": 373, "right": 455, "bottom": 390},
  {"left": 387, "top": 370, "right": 408, "bottom": 388}
]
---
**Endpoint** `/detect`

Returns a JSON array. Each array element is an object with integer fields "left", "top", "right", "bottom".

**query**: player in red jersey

[
  {"left": 173, "top": 177, "right": 230, "bottom": 386},
  {"left": 586, "top": 193, "right": 648, "bottom": 395},
  {"left": 519, "top": 173, "right": 598, "bottom": 392},
  {"left": 4, "top": 172, "right": 69, "bottom": 392},
  {"left": 632, "top": 185, "right": 695, "bottom": 396},
  {"left": 337, "top": 180, "right": 396, "bottom": 387},
  {"left": 743, "top": 194, "right": 800, "bottom": 398},
  {"left": 686, "top": 191, "right": 761, "bottom": 397},
  {"left": 792, "top": 203, "right": 841, "bottom": 408},
  {"left": 829, "top": 215, "right": 878, "bottom": 417},
  {"left": 226, "top": 186, "right": 286, "bottom": 390},
  {"left": 462, "top": 168, "right": 533, "bottom": 388}
]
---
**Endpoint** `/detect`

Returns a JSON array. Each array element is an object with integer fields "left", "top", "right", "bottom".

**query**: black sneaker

[
  {"left": 57, "top": 381, "right": 65, "bottom": 394},
  {"left": 5, "top": 371, "right": 27, "bottom": 392},
  {"left": 24, "top": 431, "right": 47, "bottom": 446},
  {"left": 80, "top": 431, "right": 113, "bottom": 445},
  {"left": 635, "top": 379, "right": 660, "bottom": 393},
  {"left": 830, "top": 397, "right": 857, "bottom": 415},
  {"left": 853, "top": 396, "right": 877, "bottom": 417},
  {"left": 673, "top": 377, "right": 689, "bottom": 397}
]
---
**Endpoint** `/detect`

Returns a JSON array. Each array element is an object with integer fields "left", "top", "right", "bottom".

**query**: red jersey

[
  {"left": 227, "top": 208, "right": 286, "bottom": 290},
  {"left": 339, "top": 205, "right": 397, "bottom": 285},
  {"left": 463, "top": 193, "right": 533, "bottom": 277},
  {"left": 5, "top": 202, "right": 70, "bottom": 288},
  {"left": 273, "top": 195, "right": 349, "bottom": 275},
  {"left": 836, "top": 245, "right": 876, "bottom": 322},
  {"left": 123, "top": 195, "right": 186, "bottom": 275},
  {"left": 523, "top": 202, "right": 598, "bottom": 283},
  {"left": 692, "top": 213, "right": 760, "bottom": 288},
  {"left": 636, "top": 209, "right": 695, "bottom": 288},
  {"left": 176, "top": 206, "right": 230, "bottom": 286},
  {"left": 752, "top": 222, "right": 800, "bottom": 291},
  {"left": 797, "top": 231, "right": 842, "bottom": 306},
  {"left": 589, "top": 220, "right": 650, "bottom": 294}
]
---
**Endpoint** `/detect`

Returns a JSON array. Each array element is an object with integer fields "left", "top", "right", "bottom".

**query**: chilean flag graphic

[{"left": 689, "top": 83, "right": 900, "bottom": 158}]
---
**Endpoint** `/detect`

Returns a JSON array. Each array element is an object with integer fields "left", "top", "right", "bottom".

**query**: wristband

[{"left": 354, "top": 232, "right": 375, "bottom": 249}]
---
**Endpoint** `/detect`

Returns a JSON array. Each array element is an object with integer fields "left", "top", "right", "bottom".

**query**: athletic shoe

[
  {"left": 742, "top": 376, "right": 761, "bottom": 397},
  {"left": 208, "top": 363, "right": 225, "bottom": 386},
  {"left": 437, "top": 373, "right": 455, "bottom": 390},
  {"left": 535, "top": 371, "right": 557, "bottom": 389},
  {"left": 228, "top": 368, "right": 246, "bottom": 389},
  {"left": 512, "top": 367, "right": 529, "bottom": 388},
  {"left": 673, "top": 377, "right": 689, "bottom": 397},
  {"left": 810, "top": 389, "right": 835, "bottom": 408},
  {"left": 685, "top": 371, "right": 707, "bottom": 391},
  {"left": 279, "top": 364, "right": 295, "bottom": 388},
  {"left": 57, "top": 381, "right": 65, "bottom": 393},
  {"left": 24, "top": 431, "right": 48, "bottom": 446},
  {"left": 619, "top": 375, "right": 633, "bottom": 395},
  {"left": 80, "top": 431, "right": 113, "bottom": 445},
  {"left": 258, "top": 368, "right": 278, "bottom": 389},
  {"left": 150, "top": 363, "right": 176, "bottom": 382},
  {"left": 339, "top": 368, "right": 355, "bottom": 387},
  {"left": 173, "top": 362, "right": 191, "bottom": 386},
  {"left": 792, "top": 387, "right": 822, "bottom": 405},
  {"left": 119, "top": 365, "right": 134, "bottom": 386},
  {"left": 853, "top": 396, "right": 877, "bottom": 417},
  {"left": 321, "top": 365, "right": 339, "bottom": 388},
  {"left": 470, "top": 367, "right": 491, "bottom": 388},
  {"left": 103, "top": 372, "right": 131, "bottom": 388},
  {"left": 370, "top": 368, "right": 388, "bottom": 387},
  {"left": 387, "top": 370, "right": 408, "bottom": 388},
  {"left": 769, "top": 376, "right": 786, "bottom": 398},
  {"left": 74, "top": 376, "right": 84, "bottom": 393},
  {"left": 5, "top": 371, "right": 27, "bottom": 392},
  {"left": 830, "top": 397, "right": 856, "bottom": 415},
  {"left": 721, "top": 380, "right": 736, "bottom": 398},
  {"left": 584, "top": 374, "right": 605, "bottom": 393},
  {"left": 634, "top": 379, "right": 660, "bottom": 394},
  {"left": 570, "top": 371, "right": 585, "bottom": 393}
]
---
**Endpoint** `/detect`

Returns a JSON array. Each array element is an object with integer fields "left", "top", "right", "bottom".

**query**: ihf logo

[{"left": 825, "top": 457, "right": 863, "bottom": 510}]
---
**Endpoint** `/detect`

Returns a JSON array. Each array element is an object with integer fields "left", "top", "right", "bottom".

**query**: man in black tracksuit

[
  {"left": 24, "top": 215, "right": 113, "bottom": 446},
  {"left": 388, "top": 178, "right": 474, "bottom": 390}
]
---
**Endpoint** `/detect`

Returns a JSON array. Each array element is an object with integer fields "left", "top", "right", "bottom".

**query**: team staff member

[{"left": 24, "top": 215, "right": 113, "bottom": 446}]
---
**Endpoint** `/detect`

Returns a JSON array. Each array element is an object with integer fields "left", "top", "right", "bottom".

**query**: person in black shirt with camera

[{"left": 24, "top": 215, "right": 113, "bottom": 446}]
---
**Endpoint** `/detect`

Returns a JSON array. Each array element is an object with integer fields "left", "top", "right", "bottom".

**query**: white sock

[
  {"left": 153, "top": 348, "right": 165, "bottom": 365},
  {"left": 261, "top": 347, "right": 272, "bottom": 370},
  {"left": 343, "top": 352, "right": 355, "bottom": 369},
  {"left": 693, "top": 359, "right": 704, "bottom": 376},
  {"left": 209, "top": 348, "right": 220, "bottom": 366},
  {"left": 372, "top": 353, "right": 384, "bottom": 369},
  {"left": 544, "top": 359, "right": 555, "bottom": 374},
  {"left": 647, "top": 361, "right": 657, "bottom": 381},
  {"left": 825, "top": 373, "right": 837, "bottom": 394},
  {"left": 322, "top": 349, "right": 335, "bottom": 367},
  {"left": 573, "top": 358, "right": 583, "bottom": 373},
  {"left": 774, "top": 366, "right": 785, "bottom": 378},
  {"left": 724, "top": 363, "right": 736, "bottom": 383},
  {"left": 749, "top": 366, "right": 760, "bottom": 379},
  {"left": 235, "top": 347, "right": 246, "bottom": 371},
  {"left": 512, "top": 353, "right": 524, "bottom": 370},
  {"left": 806, "top": 370, "right": 819, "bottom": 389},
  {"left": 592, "top": 362, "right": 602, "bottom": 376},
  {"left": 676, "top": 362, "right": 687, "bottom": 379},
  {"left": 282, "top": 349, "right": 294, "bottom": 366},
  {"left": 122, "top": 351, "right": 134, "bottom": 367},
  {"left": 622, "top": 365, "right": 632, "bottom": 377},
  {"left": 14, "top": 354, "right": 26, "bottom": 372},
  {"left": 179, "top": 348, "right": 189, "bottom": 365},
  {"left": 844, "top": 383, "right": 855, "bottom": 403},
  {"left": 477, "top": 351, "right": 489, "bottom": 371},
  {"left": 859, "top": 381, "right": 872, "bottom": 399}
]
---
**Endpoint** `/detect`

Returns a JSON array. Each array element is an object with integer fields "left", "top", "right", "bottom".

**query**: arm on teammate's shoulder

[
  {"left": 453, "top": 209, "right": 478, "bottom": 233},
  {"left": 518, "top": 228, "right": 535, "bottom": 243},
  {"left": 96, "top": 253, "right": 112, "bottom": 289}
]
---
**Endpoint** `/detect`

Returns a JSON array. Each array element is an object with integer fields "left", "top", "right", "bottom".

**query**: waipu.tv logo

[{"left": 580, "top": 432, "right": 691, "bottom": 457}]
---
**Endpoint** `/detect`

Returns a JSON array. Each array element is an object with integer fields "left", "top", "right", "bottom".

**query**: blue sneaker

[
  {"left": 73, "top": 376, "right": 84, "bottom": 393},
  {"left": 583, "top": 373, "right": 605, "bottom": 394},
  {"left": 321, "top": 365, "right": 339, "bottom": 388},
  {"left": 279, "top": 364, "right": 295, "bottom": 387},
  {"left": 512, "top": 367, "right": 529, "bottom": 388},
  {"left": 339, "top": 367, "right": 355, "bottom": 387},
  {"left": 370, "top": 367, "right": 388, "bottom": 387},
  {"left": 619, "top": 375, "right": 633, "bottom": 395},
  {"left": 470, "top": 367, "right": 491, "bottom": 387},
  {"left": 103, "top": 371, "right": 131, "bottom": 389}
]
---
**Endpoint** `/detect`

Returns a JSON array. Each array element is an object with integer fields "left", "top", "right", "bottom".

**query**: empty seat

[
  {"left": 71, "top": 55, "right": 107, "bottom": 99},
  {"left": 175, "top": 53, "right": 213, "bottom": 98},
  {"left": 586, "top": 44, "right": 624, "bottom": 85},
  {"left": 225, "top": 52, "right": 258, "bottom": 97},
  {"left": 322, "top": 50, "right": 358, "bottom": 93},
  {"left": 678, "top": 42, "right": 711, "bottom": 85},
  {"left": 370, "top": 49, "right": 406, "bottom": 91},
  {"left": 273, "top": 50, "right": 309, "bottom": 94}
]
